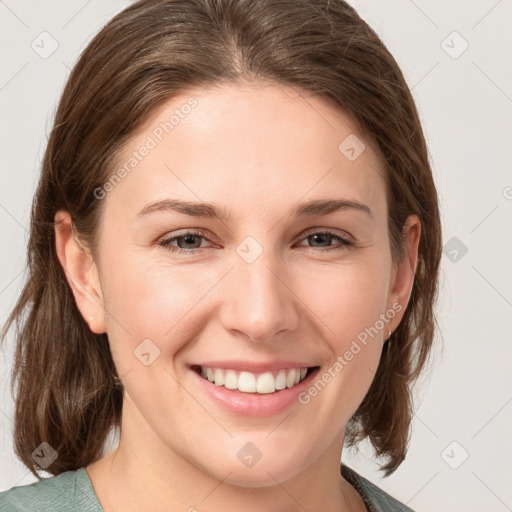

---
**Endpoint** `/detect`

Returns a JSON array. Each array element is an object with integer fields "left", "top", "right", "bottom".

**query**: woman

[{"left": 0, "top": 0, "right": 441, "bottom": 510}]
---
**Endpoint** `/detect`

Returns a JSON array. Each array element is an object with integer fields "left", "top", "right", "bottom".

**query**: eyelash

[{"left": 156, "top": 228, "right": 353, "bottom": 254}]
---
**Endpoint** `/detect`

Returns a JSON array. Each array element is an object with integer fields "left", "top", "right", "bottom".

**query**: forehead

[{"left": 103, "top": 82, "right": 387, "bottom": 221}]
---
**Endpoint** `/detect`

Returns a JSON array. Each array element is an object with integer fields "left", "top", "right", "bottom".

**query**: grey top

[{"left": 0, "top": 463, "right": 414, "bottom": 511}]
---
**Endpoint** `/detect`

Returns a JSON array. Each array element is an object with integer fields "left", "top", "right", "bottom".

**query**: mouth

[{"left": 191, "top": 364, "right": 320, "bottom": 394}]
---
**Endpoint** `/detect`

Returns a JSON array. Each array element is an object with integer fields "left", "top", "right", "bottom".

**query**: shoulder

[
  {"left": 0, "top": 467, "right": 103, "bottom": 512},
  {"left": 341, "top": 463, "right": 415, "bottom": 512}
]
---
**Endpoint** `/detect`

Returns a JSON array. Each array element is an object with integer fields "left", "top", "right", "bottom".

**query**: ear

[
  {"left": 54, "top": 210, "right": 106, "bottom": 334},
  {"left": 386, "top": 214, "right": 421, "bottom": 331}
]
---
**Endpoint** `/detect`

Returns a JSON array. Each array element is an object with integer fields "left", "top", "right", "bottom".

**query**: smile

[{"left": 194, "top": 365, "right": 313, "bottom": 394}]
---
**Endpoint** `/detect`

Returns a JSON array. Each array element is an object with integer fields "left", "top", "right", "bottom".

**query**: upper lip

[{"left": 192, "top": 360, "right": 318, "bottom": 373}]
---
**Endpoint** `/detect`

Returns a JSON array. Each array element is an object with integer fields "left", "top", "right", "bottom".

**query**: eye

[
  {"left": 156, "top": 229, "right": 213, "bottom": 254},
  {"left": 295, "top": 229, "right": 352, "bottom": 252},
  {"left": 156, "top": 228, "right": 352, "bottom": 254}
]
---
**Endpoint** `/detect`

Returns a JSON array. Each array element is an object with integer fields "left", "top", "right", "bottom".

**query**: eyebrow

[{"left": 136, "top": 198, "right": 372, "bottom": 220}]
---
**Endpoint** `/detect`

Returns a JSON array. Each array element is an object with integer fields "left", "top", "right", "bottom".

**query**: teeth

[
  {"left": 238, "top": 371, "right": 256, "bottom": 393},
  {"left": 224, "top": 370, "right": 238, "bottom": 390},
  {"left": 199, "top": 366, "right": 310, "bottom": 394},
  {"left": 286, "top": 369, "right": 296, "bottom": 388},
  {"left": 214, "top": 368, "right": 224, "bottom": 386},
  {"left": 275, "top": 370, "right": 287, "bottom": 390},
  {"left": 256, "top": 372, "right": 275, "bottom": 394}
]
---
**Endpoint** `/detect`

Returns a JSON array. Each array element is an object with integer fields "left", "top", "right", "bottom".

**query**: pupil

[
  {"left": 311, "top": 233, "right": 330, "bottom": 247},
  {"left": 180, "top": 235, "right": 200, "bottom": 248}
]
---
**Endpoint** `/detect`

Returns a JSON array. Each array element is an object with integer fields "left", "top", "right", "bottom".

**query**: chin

[
  {"left": 221, "top": 461, "right": 306, "bottom": 488},
  {"left": 194, "top": 442, "right": 312, "bottom": 488}
]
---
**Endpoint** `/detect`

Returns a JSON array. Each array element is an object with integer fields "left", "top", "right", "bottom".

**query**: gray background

[{"left": 1, "top": 1, "right": 511, "bottom": 510}]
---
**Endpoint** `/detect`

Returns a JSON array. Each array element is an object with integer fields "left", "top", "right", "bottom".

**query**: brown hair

[{"left": 1, "top": 0, "right": 441, "bottom": 478}]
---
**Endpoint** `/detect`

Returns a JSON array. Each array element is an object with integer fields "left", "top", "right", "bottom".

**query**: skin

[{"left": 54, "top": 82, "right": 420, "bottom": 512}]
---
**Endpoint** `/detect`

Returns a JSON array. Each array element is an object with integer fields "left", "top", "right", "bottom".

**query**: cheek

[
  {"left": 100, "top": 252, "right": 219, "bottom": 361},
  {"left": 305, "top": 258, "right": 391, "bottom": 345},
  {"left": 102, "top": 246, "right": 392, "bottom": 353},
  {"left": 299, "top": 258, "right": 391, "bottom": 406}
]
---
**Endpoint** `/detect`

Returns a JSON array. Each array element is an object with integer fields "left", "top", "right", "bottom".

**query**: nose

[{"left": 220, "top": 244, "right": 300, "bottom": 344}]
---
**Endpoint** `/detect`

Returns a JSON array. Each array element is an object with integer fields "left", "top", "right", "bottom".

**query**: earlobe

[
  {"left": 54, "top": 210, "right": 106, "bottom": 334},
  {"left": 387, "top": 214, "right": 421, "bottom": 329}
]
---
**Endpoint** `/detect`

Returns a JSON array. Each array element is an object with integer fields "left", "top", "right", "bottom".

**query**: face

[{"left": 58, "top": 82, "right": 419, "bottom": 487}]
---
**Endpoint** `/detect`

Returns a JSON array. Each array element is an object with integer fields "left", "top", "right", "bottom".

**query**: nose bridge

[{"left": 223, "top": 235, "right": 298, "bottom": 342}]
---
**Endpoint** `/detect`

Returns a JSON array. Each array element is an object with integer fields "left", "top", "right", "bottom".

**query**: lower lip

[{"left": 191, "top": 367, "right": 319, "bottom": 417}]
